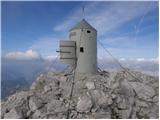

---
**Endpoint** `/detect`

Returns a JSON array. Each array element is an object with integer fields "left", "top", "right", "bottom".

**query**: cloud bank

[
  {"left": 98, "top": 57, "right": 159, "bottom": 76},
  {"left": 5, "top": 50, "right": 42, "bottom": 60},
  {"left": 3, "top": 50, "right": 158, "bottom": 76}
]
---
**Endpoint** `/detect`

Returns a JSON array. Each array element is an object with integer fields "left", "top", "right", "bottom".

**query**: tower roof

[{"left": 70, "top": 19, "right": 97, "bottom": 31}]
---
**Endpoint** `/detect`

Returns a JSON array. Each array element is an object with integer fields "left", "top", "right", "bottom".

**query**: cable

[
  {"left": 61, "top": 64, "right": 75, "bottom": 74},
  {"left": 98, "top": 67, "right": 102, "bottom": 72},
  {"left": 66, "top": 29, "right": 84, "bottom": 119},
  {"left": 82, "top": 5, "right": 85, "bottom": 19},
  {"left": 98, "top": 40, "right": 125, "bottom": 69},
  {"left": 46, "top": 55, "right": 71, "bottom": 74},
  {"left": 44, "top": 54, "right": 59, "bottom": 74},
  {"left": 66, "top": 66, "right": 76, "bottom": 119},
  {"left": 97, "top": 40, "right": 143, "bottom": 82}
]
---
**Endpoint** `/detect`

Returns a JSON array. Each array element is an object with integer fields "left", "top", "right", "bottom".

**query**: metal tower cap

[{"left": 70, "top": 19, "right": 97, "bottom": 31}]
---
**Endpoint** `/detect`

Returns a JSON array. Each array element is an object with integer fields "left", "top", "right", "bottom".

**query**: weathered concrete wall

[{"left": 70, "top": 28, "right": 97, "bottom": 73}]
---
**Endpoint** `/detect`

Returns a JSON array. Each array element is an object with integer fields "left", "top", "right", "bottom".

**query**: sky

[{"left": 1, "top": 1, "right": 159, "bottom": 60}]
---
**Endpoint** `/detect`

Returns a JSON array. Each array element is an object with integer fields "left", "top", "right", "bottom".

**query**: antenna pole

[{"left": 82, "top": 5, "right": 85, "bottom": 19}]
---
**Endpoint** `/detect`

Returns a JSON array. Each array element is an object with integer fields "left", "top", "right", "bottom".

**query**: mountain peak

[{"left": 1, "top": 71, "right": 159, "bottom": 119}]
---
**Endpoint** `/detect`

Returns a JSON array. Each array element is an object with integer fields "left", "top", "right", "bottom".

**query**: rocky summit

[{"left": 1, "top": 70, "right": 159, "bottom": 119}]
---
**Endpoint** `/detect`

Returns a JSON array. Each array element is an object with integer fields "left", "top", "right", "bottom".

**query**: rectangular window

[{"left": 80, "top": 47, "right": 84, "bottom": 52}]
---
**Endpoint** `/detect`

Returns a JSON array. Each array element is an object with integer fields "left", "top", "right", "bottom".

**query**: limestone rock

[
  {"left": 29, "top": 97, "right": 43, "bottom": 111},
  {"left": 98, "top": 95, "right": 113, "bottom": 109},
  {"left": 47, "top": 100, "right": 66, "bottom": 113},
  {"left": 44, "top": 85, "right": 52, "bottom": 92},
  {"left": 117, "top": 99, "right": 128, "bottom": 109},
  {"left": 4, "top": 108, "right": 23, "bottom": 119},
  {"left": 32, "top": 109, "right": 43, "bottom": 118},
  {"left": 1, "top": 71, "right": 158, "bottom": 119},
  {"left": 91, "top": 90, "right": 105, "bottom": 103},
  {"left": 89, "top": 111, "right": 111, "bottom": 119},
  {"left": 86, "top": 81, "right": 95, "bottom": 90},
  {"left": 136, "top": 100, "right": 148, "bottom": 107},
  {"left": 76, "top": 94, "right": 93, "bottom": 113},
  {"left": 130, "top": 82, "right": 155, "bottom": 100}
]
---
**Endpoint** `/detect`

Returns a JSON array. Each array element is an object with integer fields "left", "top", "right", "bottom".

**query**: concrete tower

[
  {"left": 70, "top": 19, "right": 97, "bottom": 73},
  {"left": 59, "top": 19, "right": 97, "bottom": 74}
]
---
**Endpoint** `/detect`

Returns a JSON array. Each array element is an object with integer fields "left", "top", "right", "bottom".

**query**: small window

[
  {"left": 87, "top": 30, "right": 91, "bottom": 33},
  {"left": 80, "top": 47, "right": 84, "bottom": 52}
]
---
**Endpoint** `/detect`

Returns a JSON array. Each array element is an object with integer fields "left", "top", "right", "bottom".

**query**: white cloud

[
  {"left": 136, "top": 57, "right": 159, "bottom": 64},
  {"left": 44, "top": 55, "right": 58, "bottom": 61},
  {"left": 98, "top": 57, "right": 159, "bottom": 76},
  {"left": 98, "top": 57, "right": 159, "bottom": 65},
  {"left": 4, "top": 50, "right": 60, "bottom": 62},
  {"left": 29, "top": 36, "right": 61, "bottom": 56},
  {"left": 5, "top": 50, "right": 42, "bottom": 60},
  {"left": 119, "top": 58, "right": 126, "bottom": 61},
  {"left": 136, "top": 58, "right": 146, "bottom": 62}
]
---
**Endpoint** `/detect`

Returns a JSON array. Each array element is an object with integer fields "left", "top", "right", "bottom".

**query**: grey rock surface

[
  {"left": 29, "top": 96, "right": 43, "bottom": 111},
  {"left": 1, "top": 70, "right": 159, "bottom": 119},
  {"left": 4, "top": 108, "right": 23, "bottom": 119},
  {"left": 76, "top": 94, "right": 93, "bottom": 113},
  {"left": 86, "top": 81, "right": 95, "bottom": 90}
]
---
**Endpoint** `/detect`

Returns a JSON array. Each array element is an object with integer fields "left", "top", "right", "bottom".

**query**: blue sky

[{"left": 2, "top": 1, "right": 159, "bottom": 60}]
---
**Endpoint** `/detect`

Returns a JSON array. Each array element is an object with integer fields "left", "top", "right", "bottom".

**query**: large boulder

[
  {"left": 1, "top": 91, "right": 30, "bottom": 118},
  {"left": 130, "top": 82, "right": 155, "bottom": 100},
  {"left": 4, "top": 108, "right": 23, "bottom": 119},
  {"left": 76, "top": 94, "right": 93, "bottom": 113},
  {"left": 29, "top": 96, "right": 43, "bottom": 111},
  {"left": 86, "top": 81, "right": 95, "bottom": 90},
  {"left": 46, "top": 100, "right": 66, "bottom": 113}
]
